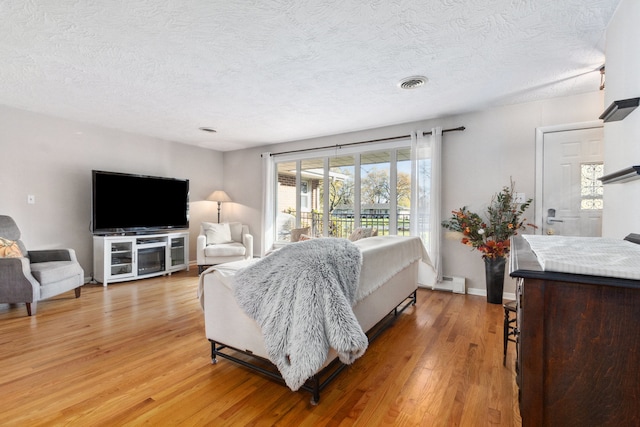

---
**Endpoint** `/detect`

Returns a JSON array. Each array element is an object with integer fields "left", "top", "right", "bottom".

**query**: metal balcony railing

[{"left": 298, "top": 212, "right": 412, "bottom": 239}]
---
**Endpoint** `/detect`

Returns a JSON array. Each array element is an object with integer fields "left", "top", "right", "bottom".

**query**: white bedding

[
  {"left": 198, "top": 235, "right": 433, "bottom": 306},
  {"left": 523, "top": 235, "right": 640, "bottom": 280},
  {"left": 352, "top": 235, "right": 433, "bottom": 300}
]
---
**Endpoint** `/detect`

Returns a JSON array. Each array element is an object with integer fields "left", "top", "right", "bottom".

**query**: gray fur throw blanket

[{"left": 233, "top": 238, "right": 368, "bottom": 391}]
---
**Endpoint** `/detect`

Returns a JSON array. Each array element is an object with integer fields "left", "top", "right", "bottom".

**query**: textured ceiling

[{"left": 0, "top": 0, "right": 620, "bottom": 151}]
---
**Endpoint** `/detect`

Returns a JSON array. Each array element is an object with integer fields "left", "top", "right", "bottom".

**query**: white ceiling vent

[{"left": 399, "top": 76, "right": 428, "bottom": 90}]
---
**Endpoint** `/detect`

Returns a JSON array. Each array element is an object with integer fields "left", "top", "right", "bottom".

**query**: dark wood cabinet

[{"left": 510, "top": 236, "right": 640, "bottom": 427}]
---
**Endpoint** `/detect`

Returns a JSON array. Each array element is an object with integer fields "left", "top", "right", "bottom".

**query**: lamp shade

[{"left": 207, "top": 190, "right": 232, "bottom": 203}]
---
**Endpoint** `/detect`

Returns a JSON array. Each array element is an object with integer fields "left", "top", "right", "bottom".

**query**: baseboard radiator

[{"left": 433, "top": 275, "right": 466, "bottom": 294}]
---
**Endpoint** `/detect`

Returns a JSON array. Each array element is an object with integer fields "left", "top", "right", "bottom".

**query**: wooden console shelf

[
  {"left": 93, "top": 232, "right": 189, "bottom": 286},
  {"left": 510, "top": 236, "right": 640, "bottom": 426}
]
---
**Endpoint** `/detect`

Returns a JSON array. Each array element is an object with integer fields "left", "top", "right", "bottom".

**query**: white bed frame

[{"left": 200, "top": 237, "right": 423, "bottom": 403}]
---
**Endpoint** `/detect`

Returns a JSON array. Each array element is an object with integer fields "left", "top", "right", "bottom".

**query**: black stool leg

[{"left": 503, "top": 306, "right": 509, "bottom": 366}]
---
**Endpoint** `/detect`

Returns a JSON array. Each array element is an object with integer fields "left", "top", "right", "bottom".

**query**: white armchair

[{"left": 197, "top": 222, "right": 253, "bottom": 273}]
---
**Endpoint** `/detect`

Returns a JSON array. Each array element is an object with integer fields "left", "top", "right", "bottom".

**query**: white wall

[
  {"left": 219, "top": 146, "right": 264, "bottom": 241},
  {"left": 224, "top": 91, "right": 604, "bottom": 294},
  {"left": 0, "top": 106, "right": 224, "bottom": 277},
  {"left": 601, "top": 0, "right": 640, "bottom": 238},
  {"left": 1, "top": 87, "right": 607, "bottom": 295}
]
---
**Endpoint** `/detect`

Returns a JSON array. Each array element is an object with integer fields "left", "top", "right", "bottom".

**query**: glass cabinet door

[
  {"left": 170, "top": 236, "right": 186, "bottom": 267},
  {"left": 110, "top": 241, "right": 134, "bottom": 277}
]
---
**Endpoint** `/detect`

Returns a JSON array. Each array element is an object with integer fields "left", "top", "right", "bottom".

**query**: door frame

[{"left": 534, "top": 120, "right": 603, "bottom": 234}]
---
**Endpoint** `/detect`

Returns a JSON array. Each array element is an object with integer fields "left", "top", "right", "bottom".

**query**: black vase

[{"left": 484, "top": 256, "right": 506, "bottom": 304}]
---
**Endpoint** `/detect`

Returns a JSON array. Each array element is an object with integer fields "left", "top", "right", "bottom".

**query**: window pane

[
  {"left": 300, "top": 158, "right": 323, "bottom": 236},
  {"left": 275, "top": 161, "right": 297, "bottom": 242},
  {"left": 329, "top": 155, "right": 355, "bottom": 238},
  {"left": 361, "top": 151, "right": 390, "bottom": 235},
  {"left": 396, "top": 148, "right": 411, "bottom": 236},
  {"left": 581, "top": 163, "right": 603, "bottom": 210}
]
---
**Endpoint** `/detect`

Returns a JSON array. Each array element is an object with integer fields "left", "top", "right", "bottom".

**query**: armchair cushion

[
  {"left": 290, "top": 227, "right": 310, "bottom": 243},
  {"left": 229, "top": 222, "right": 243, "bottom": 242},
  {"left": 0, "top": 216, "right": 28, "bottom": 256},
  {"left": 348, "top": 227, "right": 378, "bottom": 241},
  {"left": 0, "top": 237, "right": 23, "bottom": 258},
  {"left": 203, "top": 222, "right": 233, "bottom": 245},
  {"left": 28, "top": 249, "right": 72, "bottom": 263},
  {"left": 203, "top": 242, "right": 246, "bottom": 257},
  {"left": 30, "top": 261, "right": 84, "bottom": 285}
]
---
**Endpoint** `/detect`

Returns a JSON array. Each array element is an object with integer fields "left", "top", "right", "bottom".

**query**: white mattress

[{"left": 522, "top": 235, "right": 640, "bottom": 280}]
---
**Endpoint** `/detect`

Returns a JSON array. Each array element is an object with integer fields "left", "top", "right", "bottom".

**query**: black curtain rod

[
  {"left": 424, "top": 126, "right": 466, "bottom": 136},
  {"left": 269, "top": 126, "right": 465, "bottom": 157}
]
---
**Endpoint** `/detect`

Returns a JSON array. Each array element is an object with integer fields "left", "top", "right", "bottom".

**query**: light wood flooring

[{"left": 0, "top": 268, "right": 521, "bottom": 426}]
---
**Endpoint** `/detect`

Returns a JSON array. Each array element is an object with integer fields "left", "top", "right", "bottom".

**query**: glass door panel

[
  {"left": 276, "top": 161, "right": 297, "bottom": 243},
  {"left": 300, "top": 158, "right": 324, "bottom": 237},
  {"left": 329, "top": 155, "right": 355, "bottom": 238},
  {"left": 110, "top": 241, "right": 133, "bottom": 277},
  {"left": 361, "top": 151, "right": 391, "bottom": 235},
  {"left": 170, "top": 236, "right": 186, "bottom": 267},
  {"left": 397, "top": 148, "right": 412, "bottom": 236}
]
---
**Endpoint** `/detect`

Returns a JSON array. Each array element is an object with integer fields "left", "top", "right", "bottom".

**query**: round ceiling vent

[
  {"left": 399, "top": 76, "right": 428, "bottom": 90},
  {"left": 199, "top": 127, "right": 217, "bottom": 133}
]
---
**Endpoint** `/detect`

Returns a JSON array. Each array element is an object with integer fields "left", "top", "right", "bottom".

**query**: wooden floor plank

[{"left": 0, "top": 268, "right": 521, "bottom": 425}]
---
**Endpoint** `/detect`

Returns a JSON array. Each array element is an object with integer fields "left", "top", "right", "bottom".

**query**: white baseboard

[{"left": 425, "top": 276, "right": 516, "bottom": 301}]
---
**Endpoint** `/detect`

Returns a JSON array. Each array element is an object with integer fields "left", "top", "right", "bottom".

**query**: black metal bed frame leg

[
  {"left": 395, "top": 290, "right": 416, "bottom": 317},
  {"left": 310, "top": 375, "right": 320, "bottom": 405},
  {"left": 211, "top": 340, "right": 218, "bottom": 364}
]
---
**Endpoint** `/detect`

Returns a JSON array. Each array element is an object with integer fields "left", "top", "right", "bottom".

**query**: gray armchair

[{"left": 0, "top": 215, "right": 84, "bottom": 316}]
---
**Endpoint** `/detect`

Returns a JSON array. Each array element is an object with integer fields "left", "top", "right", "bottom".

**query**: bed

[{"left": 198, "top": 235, "right": 433, "bottom": 403}]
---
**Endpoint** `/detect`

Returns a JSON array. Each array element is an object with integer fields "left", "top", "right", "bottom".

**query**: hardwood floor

[{"left": 0, "top": 268, "right": 521, "bottom": 426}]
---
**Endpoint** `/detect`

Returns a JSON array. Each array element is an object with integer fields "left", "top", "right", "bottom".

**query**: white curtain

[
  {"left": 261, "top": 152, "right": 275, "bottom": 257},
  {"left": 411, "top": 128, "right": 443, "bottom": 288},
  {"left": 410, "top": 131, "right": 420, "bottom": 237},
  {"left": 429, "top": 127, "right": 443, "bottom": 283}
]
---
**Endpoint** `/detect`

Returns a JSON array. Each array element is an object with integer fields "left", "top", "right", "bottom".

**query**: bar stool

[{"left": 503, "top": 300, "right": 517, "bottom": 366}]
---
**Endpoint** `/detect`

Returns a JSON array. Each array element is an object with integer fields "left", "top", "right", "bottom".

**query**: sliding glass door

[{"left": 273, "top": 140, "right": 424, "bottom": 243}]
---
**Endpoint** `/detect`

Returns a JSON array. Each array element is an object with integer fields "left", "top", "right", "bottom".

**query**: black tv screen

[{"left": 92, "top": 170, "right": 189, "bottom": 234}]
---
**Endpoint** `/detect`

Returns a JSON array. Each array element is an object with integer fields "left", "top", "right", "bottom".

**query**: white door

[{"left": 541, "top": 127, "right": 604, "bottom": 237}]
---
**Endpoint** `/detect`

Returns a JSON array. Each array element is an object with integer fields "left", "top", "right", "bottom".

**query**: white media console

[{"left": 93, "top": 232, "right": 189, "bottom": 286}]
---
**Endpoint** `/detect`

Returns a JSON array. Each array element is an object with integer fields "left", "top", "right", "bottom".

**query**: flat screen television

[{"left": 92, "top": 170, "right": 189, "bottom": 235}]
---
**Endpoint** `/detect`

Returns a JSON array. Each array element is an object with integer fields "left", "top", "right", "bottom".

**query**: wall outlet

[
  {"left": 514, "top": 192, "right": 526, "bottom": 203},
  {"left": 27, "top": 194, "right": 35, "bottom": 204}
]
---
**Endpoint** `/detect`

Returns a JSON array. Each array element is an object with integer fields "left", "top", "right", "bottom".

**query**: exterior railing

[{"left": 299, "top": 212, "right": 412, "bottom": 239}]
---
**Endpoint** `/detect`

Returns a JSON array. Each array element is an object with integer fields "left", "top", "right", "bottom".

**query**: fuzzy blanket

[{"left": 233, "top": 238, "right": 367, "bottom": 391}]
